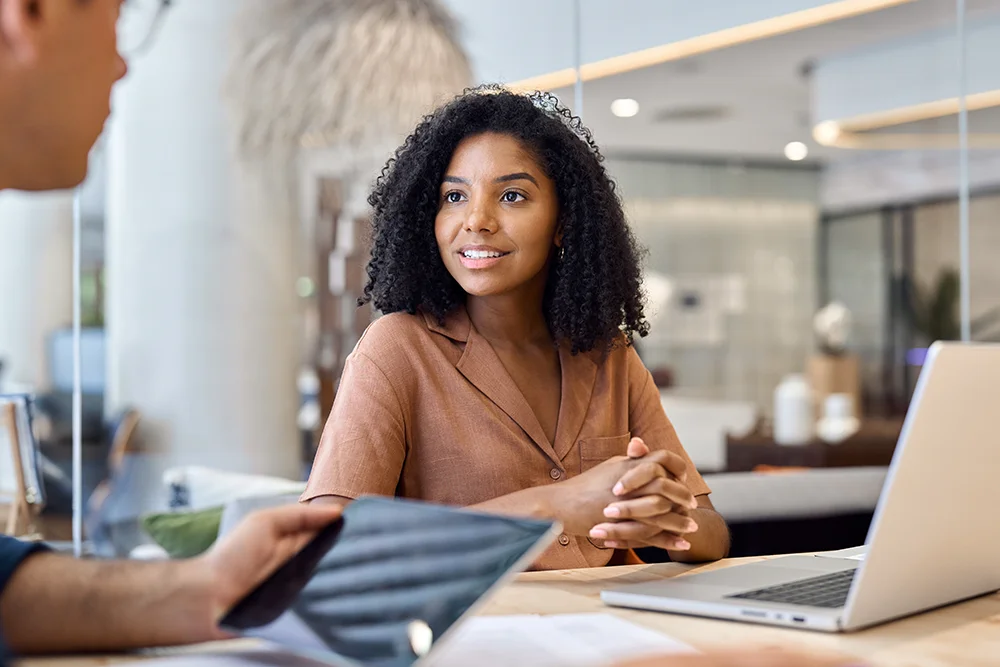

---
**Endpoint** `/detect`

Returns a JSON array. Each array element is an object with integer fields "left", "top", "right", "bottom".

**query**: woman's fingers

[
  {"left": 614, "top": 477, "right": 697, "bottom": 511},
  {"left": 601, "top": 533, "right": 692, "bottom": 551},
  {"left": 626, "top": 437, "right": 650, "bottom": 459},
  {"left": 591, "top": 513, "right": 696, "bottom": 541},
  {"left": 613, "top": 450, "right": 689, "bottom": 497},
  {"left": 604, "top": 494, "right": 674, "bottom": 519},
  {"left": 590, "top": 520, "right": 657, "bottom": 542},
  {"left": 612, "top": 461, "right": 664, "bottom": 497}
]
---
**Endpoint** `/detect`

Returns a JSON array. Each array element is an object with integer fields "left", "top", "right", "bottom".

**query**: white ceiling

[
  {"left": 82, "top": 0, "right": 1000, "bottom": 235},
  {"left": 550, "top": 0, "right": 1000, "bottom": 164}
]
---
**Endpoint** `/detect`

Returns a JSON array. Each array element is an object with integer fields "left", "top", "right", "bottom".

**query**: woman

[{"left": 303, "top": 86, "right": 730, "bottom": 569}]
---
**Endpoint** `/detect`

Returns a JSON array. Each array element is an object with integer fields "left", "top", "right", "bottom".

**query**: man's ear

[{"left": 0, "top": 0, "right": 43, "bottom": 60}]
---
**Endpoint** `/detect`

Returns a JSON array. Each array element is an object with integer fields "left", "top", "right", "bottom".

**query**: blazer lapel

[
  {"left": 553, "top": 346, "right": 598, "bottom": 461},
  {"left": 456, "top": 327, "right": 560, "bottom": 465}
]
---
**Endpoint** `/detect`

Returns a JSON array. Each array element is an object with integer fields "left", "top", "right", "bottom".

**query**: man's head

[{"left": 0, "top": 0, "right": 127, "bottom": 191}]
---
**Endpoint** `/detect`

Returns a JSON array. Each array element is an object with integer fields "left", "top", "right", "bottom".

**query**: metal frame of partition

[
  {"left": 819, "top": 205, "right": 917, "bottom": 416},
  {"left": 819, "top": 182, "right": 1000, "bottom": 415},
  {"left": 817, "top": 205, "right": 899, "bottom": 416}
]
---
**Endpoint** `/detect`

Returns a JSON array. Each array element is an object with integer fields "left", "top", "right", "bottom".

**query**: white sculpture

[{"left": 814, "top": 301, "right": 852, "bottom": 355}]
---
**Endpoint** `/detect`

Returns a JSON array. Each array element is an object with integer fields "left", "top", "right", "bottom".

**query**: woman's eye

[
  {"left": 444, "top": 192, "right": 464, "bottom": 204},
  {"left": 502, "top": 191, "right": 525, "bottom": 203}
]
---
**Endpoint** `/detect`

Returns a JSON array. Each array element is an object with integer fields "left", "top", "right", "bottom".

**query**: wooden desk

[{"left": 19, "top": 558, "right": 1000, "bottom": 667}]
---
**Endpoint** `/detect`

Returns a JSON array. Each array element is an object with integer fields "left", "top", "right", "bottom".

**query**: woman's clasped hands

[{"left": 553, "top": 438, "right": 700, "bottom": 552}]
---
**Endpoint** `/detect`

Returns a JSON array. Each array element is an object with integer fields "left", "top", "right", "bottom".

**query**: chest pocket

[{"left": 578, "top": 433, "right": 631, "bottom": 474}]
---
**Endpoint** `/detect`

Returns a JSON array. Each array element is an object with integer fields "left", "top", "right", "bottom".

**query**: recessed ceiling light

[
  {"left": 611, "top": 98, "right": 640, "bottom": 118},
  {"left": 784, "top": 141, "right": 809, "bottom": 161},
  {"left": 813, "top": 120, "right": 842, "bottom": 146}
]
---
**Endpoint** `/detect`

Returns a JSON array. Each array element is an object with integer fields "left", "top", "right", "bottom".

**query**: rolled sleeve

[
  {"left": 0, "top": 536, "right": 49, "bottom": 597},
  {"left": 627, "top": 348, "right": 711, "bottom": 497},
  {"left": 0, "top": 535, "right": 51, "bottom": 659},
  {"left": 0, "top": 535, "right": 49, "bottom": 665},
  {"left": 301, "top": 352, "right": 408, "bottom": 502}
]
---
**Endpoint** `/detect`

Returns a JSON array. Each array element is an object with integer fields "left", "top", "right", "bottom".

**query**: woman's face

[{"left": 435, "top": 132, "right": 560, "bottom": 300}]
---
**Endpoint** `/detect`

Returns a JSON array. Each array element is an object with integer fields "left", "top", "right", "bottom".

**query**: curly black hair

[{"left": 362, "top": 84, "right": 649, "bottom": 354}]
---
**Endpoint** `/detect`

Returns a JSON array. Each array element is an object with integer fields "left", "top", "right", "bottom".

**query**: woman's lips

[{"left": 457, "top": 246, "right": 510, "bottom": 269}]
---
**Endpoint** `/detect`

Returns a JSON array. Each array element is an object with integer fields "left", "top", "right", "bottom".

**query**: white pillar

[
  {"left": 105, "top": 0, "right": 301, "bottom": 482},
  {"left": 0, "top": 191, "right": 73, "bottom": 393}
]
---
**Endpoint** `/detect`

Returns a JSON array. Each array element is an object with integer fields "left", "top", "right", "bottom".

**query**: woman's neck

[{"left": 466, "top": 293, "right": 552, "bottom": 347}]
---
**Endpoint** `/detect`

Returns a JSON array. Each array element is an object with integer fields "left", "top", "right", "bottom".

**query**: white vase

[
  {"left": 817, "top": 393, "right": 860, "bottom": 444},
  {"left": 774, "top": 374, "right": 814, "bottom": 446}
]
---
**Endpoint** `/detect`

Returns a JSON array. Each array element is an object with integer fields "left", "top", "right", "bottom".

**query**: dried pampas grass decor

[{"left": 227, "top": 0, "right": 473, "bottom": 166}]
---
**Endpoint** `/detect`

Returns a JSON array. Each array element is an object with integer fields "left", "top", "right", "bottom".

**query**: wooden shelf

[{"left": 725, "top": 419, "right": 902, "bottom": 472}]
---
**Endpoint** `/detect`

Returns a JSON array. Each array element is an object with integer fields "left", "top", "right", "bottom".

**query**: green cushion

[{"left": 141, "top": 506, "right": 224, "bottom": 559}]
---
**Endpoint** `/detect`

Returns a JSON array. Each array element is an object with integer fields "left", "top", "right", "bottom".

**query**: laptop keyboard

[{"left": 727, "top": 568, "right": 857, "bottom": 609}]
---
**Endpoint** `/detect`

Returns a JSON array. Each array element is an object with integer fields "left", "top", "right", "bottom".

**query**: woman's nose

[{"left": 464, "top": 202, "right": 499, "bottom": 234}]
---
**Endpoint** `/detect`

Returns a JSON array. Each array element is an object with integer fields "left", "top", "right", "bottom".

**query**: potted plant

[{"left": 907, "top": 268, "right": 1000, "bottom": 345}]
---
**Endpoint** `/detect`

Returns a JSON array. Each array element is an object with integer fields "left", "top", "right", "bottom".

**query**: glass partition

[{"left": 31, "top": 0, "right": 983, "bottom": 554}]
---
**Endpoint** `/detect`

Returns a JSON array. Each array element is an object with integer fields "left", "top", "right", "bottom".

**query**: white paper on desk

[
  {"left": 425, "top": 613, "right": 696, "bottom": 667},
  {"left": 112, "top": 614, "right": 692, "bottom": 667},
  {"left": 112, "top": 647, "right": 333, "bottom": 667}
]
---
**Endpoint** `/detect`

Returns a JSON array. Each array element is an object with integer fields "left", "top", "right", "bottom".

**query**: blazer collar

[{"left": 425, "top": 306, "right": 598, "bottom": 465}]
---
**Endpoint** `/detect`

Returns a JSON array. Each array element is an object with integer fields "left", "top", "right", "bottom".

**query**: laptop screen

[{"left": 222, "top": 497, "right": 557, "bottom": 667}]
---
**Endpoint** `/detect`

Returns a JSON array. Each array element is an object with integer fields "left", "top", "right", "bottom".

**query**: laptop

[
  {"left": 220, "top": 496, "right": 560, "bottom": 666},
  {"left": 602, "top": 341, "right": 1000, "bottom": 632}
]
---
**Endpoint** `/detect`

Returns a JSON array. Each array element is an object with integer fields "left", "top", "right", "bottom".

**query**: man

[{"left": 0, "top": 0, "right": 342, "bottom": 656}]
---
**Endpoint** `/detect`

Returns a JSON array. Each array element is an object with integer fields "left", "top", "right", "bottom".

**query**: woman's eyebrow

[{"left": 495, "top": 172, "right": 538, "bottom": 186}]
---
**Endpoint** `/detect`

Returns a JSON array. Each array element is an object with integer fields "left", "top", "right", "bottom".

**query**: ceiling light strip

[
  {"left": 815, "top": 131, "right": 1000, "bottom": 150},
  {"left": 509, "top": 0, "right": 915, "bottom": 92},
  {"left": 833, "top": 89, "right": 1000, "bottom": 133}
]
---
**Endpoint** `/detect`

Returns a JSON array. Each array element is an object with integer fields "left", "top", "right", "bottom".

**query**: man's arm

[
  {"left": 1, "top": 551, "right": 222, "bottom": 654},
  {"left": 1, "top": 503, "right": 341, "bottom": 655}
]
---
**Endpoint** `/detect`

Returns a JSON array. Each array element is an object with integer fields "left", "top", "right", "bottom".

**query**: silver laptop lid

[{"left": 843, "top": 342, "right": 1000, "bottom": 630}]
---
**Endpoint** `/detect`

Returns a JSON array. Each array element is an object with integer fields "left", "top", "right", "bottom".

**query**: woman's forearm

[
  {"left": 309, "top": 488, "right": 562, "bottom": 527},
  {"left": 469, "top": 485, "right": 558, "bottom": 523},
  {"left": 668, "top": 506, "right": 730, "bottom": 563}
]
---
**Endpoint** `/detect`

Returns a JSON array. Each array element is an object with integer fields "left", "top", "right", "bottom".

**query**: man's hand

[
  {"left": 1, "top": 503, "right": 343, "bottom": 655},
  {"left": 196, "top": 503, "right": 343, "bottom": 628},
  {"left": 588, "top": 438, "right": 699, "bottom": 551}
]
